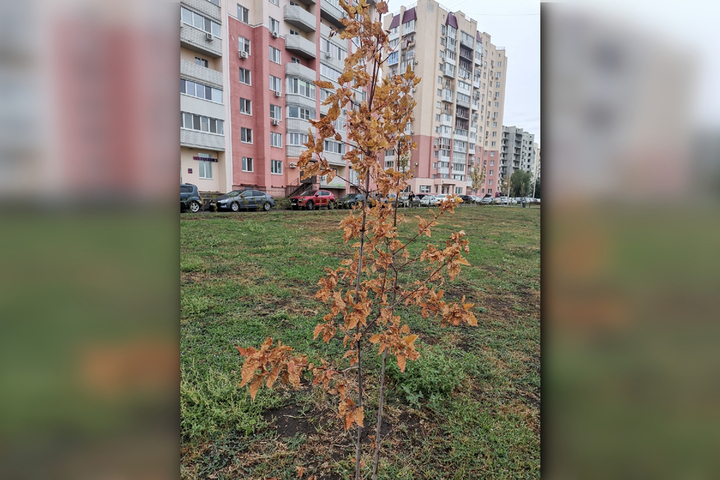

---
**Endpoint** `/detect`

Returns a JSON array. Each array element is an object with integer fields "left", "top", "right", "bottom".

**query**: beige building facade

[{"left": 381, "top": 0, "right": 508, "bottom": 196}]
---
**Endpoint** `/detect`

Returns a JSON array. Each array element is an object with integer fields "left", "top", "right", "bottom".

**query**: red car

[{"left": 290, "top": 189, "right": 337, "bottom": 210}]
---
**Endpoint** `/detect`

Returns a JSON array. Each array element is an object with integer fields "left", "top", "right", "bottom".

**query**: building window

[
  {"left": 321, "top": 38, "right": 347, "bottom": 61},
  {"left": 242, "top": 157, "right": 253, "bottom": 172},
  {"left": 323, "top": 140, "right": 345, "bottom": 154},
  {"left": 237, "top": 5, "right": 249, "bottom": 24},
  {"left": 240, "top": 98, "right": 252, "bottom": 115},
  {"left": 287, "top": 133, "right": 309, "bottom": 145},
  {"left": 198, "top": 153, "right": 213, "bottom": 179},
  {"left": 269, "top": 75, "right": 282, "bottom": 93},
  {"left": 388, "top": 51, "right": 399, "bottom": 65},
  {"left": 286, "top": 77, "right": 315, "bottom": 98},
  {"left": 492, "top": 131, "right": 497, "bottom": 137},
  {"left": 195, "top": 57, "right": 208, "bottom": 67},
  {"left": 402, "top": 20, "right": 415, "bottom": 32},
  {"left": 181, "top": 112, "right": 224, "bottom": 134},
  {"left": 288, "top": 105, "right": 315, "bottom": 120},
  {"left": 437, "top": 89, "right": 441, "bottom": 97},
  {"left": 489, "top": 170, "right": 493, "bottom": 175},
  {"left": 291, "top": 56, "right": 301, "bottom": 64},
  {"left": 269, "top": 46, "right": 281, "bottom": 64},
  {"left": 269, "top": 0, "right": 279, "bottom": 6},
  {"left": 271, "top": 160, "right": 283, "bottom": 174},
  {"left": 320, "top": 64, "right": 343, "bottom": 83},
  {"left": 241, "top": 127, "right": 252, "bottom": 143},
  {"left": 181, "top": 7, "right": 222, "bottom": 38},
  {"left": 493, "top": 121, "right": 497, "bottom": 127},
  {"left": 496, "top": 81, "right": 501, "bottom": 88},
  {"left": 420, "top": 185, "right": 431, "bottom": 193},
  {"left": 239, "top": 36, "right": 251, "bottom": 55},
  {"left": 491, "top": 141, "right": 496, "bottom": 147},
  {"left": 455, "top": 187, "right": 462, "bottom": 194},
  {"left": 488, "top": 179, "right": 492, "bottom": 185},
  {"left": 181, "top": 79, "right": 223, "bottom": 103},
  {"left": 239, "top": 68, "right": 251, "bottom": 85},
  {"left": 269, "top": 17, "right": 279, "bottom": 34},
  {"left": 270, "top": 104, "right": 282, "bottom": 120},
  {"left": 490, "top": 159, "right": 494, "bottom": 165},
  {"left": 271, "top": 132, "right": 282, "bottom": 147}
]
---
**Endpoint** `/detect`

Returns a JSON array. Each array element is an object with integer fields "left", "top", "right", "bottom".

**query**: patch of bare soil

[{"left": 263, "top": 404, "right": 318, "bottom": 439}]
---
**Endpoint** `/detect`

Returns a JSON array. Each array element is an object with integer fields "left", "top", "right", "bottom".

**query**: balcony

[
  {"left": 442, "top": 89, "right": 454, "bottom": 103},
  {"left": 180, "top": 59, "right": 223, "bottom": 89},
  {"left": 438, "top": 166, "right": 449, "bottom": 175},
  {"left": 292, "top": 0, "right": 315, "bottom": 6},
  {"left": 454, "top": 131, "right": 468, "bottom": 142},
  {"left": 472, "top": 100, "right": 479, "bottom": 110},
  {"left": 285, "top": 34, "right": 317, "bottom": 59},
  {"left": 443, "top": 63, "right": 455, "bottom": 77},
  {"left": 284, "top": 5, "right": 316, "bottom": 32},
  {"left": 181, "top": 0, "right": 220, "bottom": 22},
  {"left": 456, "top": 96, "right": 470, "bottom": 108},
  {"left": 285, "top": 92, "right": 316, "bottom": 110},
  {"left": 323, "top": 152, "right": 346, "bottom": 167},
  {"left": 286, "top": 118, "right": 313, "bottom": 134},
  {"left": 180, "top": 24, "right": 222, "bottom": 58},
  {"left": 181, "top": 129, "right": 224, "bottom": 151},
  {"left": 286, "top": 62, "right": 316, "bottom": 83},
  {"left": 286, "top": 144, "right": 308, "bottom": 158},
  {"left": 473, "top": 78, "right": 480, "bottom": 89},
  {"left": 439, "top": 155, "right": 450, "bottom": 163},
  {"left": 320, "top": 0, "right": 346, "bottom": 28},
  {"left": 440, "top": 114, "right": 452, "bottom": 126}
]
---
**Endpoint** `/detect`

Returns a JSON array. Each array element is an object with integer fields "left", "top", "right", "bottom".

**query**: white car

[
  {"left": 480, "top": 195, "right": 494, "bottom": 204},
  {"left": 419, "top": 195, "right": 437, "bottom": 206}
]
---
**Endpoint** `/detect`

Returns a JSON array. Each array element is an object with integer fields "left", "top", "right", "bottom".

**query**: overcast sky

[{"left": 386, "top": 0, "right": 541, "bottom": 145}]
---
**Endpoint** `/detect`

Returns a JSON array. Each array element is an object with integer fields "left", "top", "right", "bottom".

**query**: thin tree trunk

[{"left": 354, "top": 173, "right": 371, "bottom": 480}]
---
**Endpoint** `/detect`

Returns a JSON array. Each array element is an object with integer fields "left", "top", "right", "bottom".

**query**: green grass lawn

[{"left": 181, "top": 205, "right": 540, "bottom": 479}]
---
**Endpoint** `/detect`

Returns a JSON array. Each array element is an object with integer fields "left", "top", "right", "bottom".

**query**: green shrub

[
  {"left": 387, "top": 344, "right": 466, "bottom": 409},
  {"left": 275, "top": 198, "right": 291, "bottom": 210}
]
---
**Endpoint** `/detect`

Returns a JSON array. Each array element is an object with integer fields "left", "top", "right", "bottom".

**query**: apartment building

[
  {"left": 381, "top": 0, "right": 508, "bottom": 196},
  {"left": 180, "top": 0, "right": 231, "bottom": 194},
  {"left": 500, "top": 125, "right": 535, "bottom": 179},
  {"left": 179, "top": 0, "right": 377, "bottom": 197},
  {"left": 532, "top": 142, "right": 541, "bottom": 182}
]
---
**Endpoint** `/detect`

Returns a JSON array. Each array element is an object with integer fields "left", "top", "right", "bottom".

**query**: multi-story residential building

[
  {"left": 228, "top": 0, "right": 376, "bottom": 198},
  {"left": 180, "top": 0, "right": 231, "bottom": 194},
  {"left": 500, "top": 125, "right": 535, "bottom": 179},
  {"left": 179, "top": 0, "right": 378, "bottom": 198},
  {"left": 532, "top": 141, "right": 541, "bottom": 182},
  {"left": 381, "top": 0, "right": 508, "bottom": 196}
]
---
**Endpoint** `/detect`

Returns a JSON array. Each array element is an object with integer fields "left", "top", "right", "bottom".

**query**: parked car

[
  {"left": 181, "top": 183, "right": 203, "bottom": 213},
  {"left": 419, "top": 195, "right": 436, "bottom": 207},
  {"left": 290, "top": 189, "right": 336, "bottom": 210},
  {"left": 480, "top": 195, "right": 494, "bottom": 204},
  {"left": 494, "top": 196, "right": 510, "bottom": 205},
  {"left": 459, "top": 195, "right": 474, "bottom": 205},
  {"left": 339, "top": 193, "right": 366, "bottom": 209},
  {"left": 211, "top": 189, "right": 275, "bottom": 212}
]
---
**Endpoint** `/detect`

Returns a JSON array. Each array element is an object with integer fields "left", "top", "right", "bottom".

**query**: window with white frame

[
  {"left": 239, "top": 36, "right": 251, "bottom": 55},
  {"left": 197, "top": 153, "right": 213, "bottom": 179},
  {"left": 388, "top": 51, "right": 399, "bottom": 65},
  {"left": 242, "top": 157, "right": 253, "bottom": 172},
  {"left": 239, "top": 68, "right": 251, "bottom": 85},
  {"left": 181, "top": 112, "right": 224, "bottom": 134},
  {"left": 269, "top": 75, "right": 282, "bottom": 93},
  {"left": 287, "top": 133, "right": 308, "bottom": 145},
  {"left": 286, "top": 77, "right": 315, "bottom": 98},
  {"left": 269, "top": 0, "right": 279, "bottom": 6},
  {"left": 271, "top": 160, "right": 283, "bottom": 174},
  {"left": 270, "top": 104, "right": 281, "bottom": 120},
  {"left": 269, "top": 46, "right": 281, "bottom": 64},
  {"left": 455, "top": 187, "right": 462, "bottom": 194},
  {"left": 320, "top": 38, "right": 347, "bottom": 61},
  {"left": 181, "top": 7, "right": 222, "bottom": 37},
  {"left": 237, "top": 5, "right": 249, "bottom": 23},
  {"left": 195, "top": 57, "right": 208, "bottom": 67},
  {"left": 288, "top": 105, "right": 315, "bottom": 120},
  {"left": 320, "top": 64, "right": 342, "bottom": 83},
  {"left": 488, "top": 179, "right": 492, "bottom": 185},
  {"left": 271, "top": 132, "right": 282, "bottom": 147},
  {"left": 181, "top": 79, "right": 223, "bottom": 103},
  {"left": 402, "top": 20, "right": 415, "bottom": 33},
  {"left": 419, "top": 185, "right": 431, "bottom": 193},
  {"left": 323, "top": 140, "right": 345, "bottom": 154},
  {"left": 240, "top": 98, "right": 251, "bottom": 114},
  {"left": 269, "top": 17, "right": 279, "bottom": 34},
  {"left": 389, "top": 38, "right": 399, "bottom": 48},
  {"left": 241, "top": 127, "right": 252, "bottom": 143}
]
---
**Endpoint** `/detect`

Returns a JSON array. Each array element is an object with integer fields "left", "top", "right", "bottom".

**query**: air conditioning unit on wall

[
  {"left": 205, "top": 32, "right": 213, "bottom": 40},
  {"left": 272, "top": 31, "right": 279, "bottom": 39},
  {"left": 239, "top": 51, "right": 248, "bottom": 59},
  {"left": 324, "top": 52, "right": 331, "bottom": 59},
  {"left": 274, "top": 91, "right": 281, "bottom": 97},
  {"left": 272, "top": 119, "right": 280, "bottom": 126},
  {"left": 289, "top": 162, "right": 297, "bottom": 168}
]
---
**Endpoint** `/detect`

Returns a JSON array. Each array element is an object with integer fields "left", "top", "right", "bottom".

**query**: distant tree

[
  {"left": 533, "top": 178, "right": 541, "bottom": 199},
  {"left": 510, "top": 170, "right": 532, "bottom": 197},
  {"left": 468, "top": 164, "right": 485, "bottom": 195},
  {"left": 499, "top": 176, "right": 511, "bottom": 204}
]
